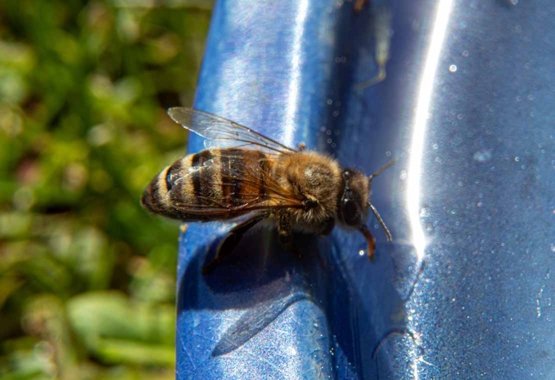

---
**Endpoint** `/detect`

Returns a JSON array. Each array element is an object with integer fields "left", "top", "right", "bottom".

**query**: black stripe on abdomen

[
  {"left": 220, "top": 148, "right": 244, "bottom": 207},
  {"left": 191, "top": 150, "right": 213, "bottom": 202}
]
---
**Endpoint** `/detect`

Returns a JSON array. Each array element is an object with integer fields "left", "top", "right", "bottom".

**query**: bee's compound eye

[{"left": 341, "top": 198, "right": 361, "bottom": 226}]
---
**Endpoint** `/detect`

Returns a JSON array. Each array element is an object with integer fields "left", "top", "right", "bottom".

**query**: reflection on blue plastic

[
  {"left": 406, "top": 0, "right": 453, "bottom": 263},
  {"left": 177, "top": 0, "right": 555, "bottom": 378}
]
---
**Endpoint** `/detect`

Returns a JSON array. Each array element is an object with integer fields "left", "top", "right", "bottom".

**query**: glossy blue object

[{"left": 176, "top": 0, "right": 555, "bottom": 378}]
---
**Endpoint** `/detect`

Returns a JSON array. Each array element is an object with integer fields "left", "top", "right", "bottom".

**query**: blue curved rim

[{"left": 176, "top": 1, "right": 555, "bottom": 379}]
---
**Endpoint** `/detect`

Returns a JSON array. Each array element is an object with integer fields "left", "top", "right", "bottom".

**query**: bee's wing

[
  {"left": 168, "top": 107, "right": 297, "bottom": 154},
  {"left": 170, "top": 150, "right": 304, "bottom": 219}
]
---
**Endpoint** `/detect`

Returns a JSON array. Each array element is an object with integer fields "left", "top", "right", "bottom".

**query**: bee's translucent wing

[{"left": 167, "top": 107, "right": 296, "bottom": 154}]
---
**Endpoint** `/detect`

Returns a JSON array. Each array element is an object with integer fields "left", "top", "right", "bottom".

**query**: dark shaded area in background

[{"left": 0, "top": 1, "right": 211, "bottom": 378}]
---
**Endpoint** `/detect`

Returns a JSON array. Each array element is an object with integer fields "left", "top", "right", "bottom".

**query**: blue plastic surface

[{"left": 177, "top": 0, "right": 555, "bottom": 378}]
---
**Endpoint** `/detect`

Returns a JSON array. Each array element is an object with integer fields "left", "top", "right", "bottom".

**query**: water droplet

[
  {"left": 514, "top": 156, "right": 520, "bottom": 162},
  {"left": 449, "top": 64, "right": 457, "bottom": 73},
  {"left": 473, "top": 149, "right": 492, "bottom": 162},
  {"left": 358, "top": 250, "right": 365, "bottom": 257},
  {"left": 399, "top": 170, "right": 407, "bottom": 181},
  {"left": 326, "top": 99, "right": 333, "bottom": 105},
  {"left": 536, "top": 287, "right": 544, "bottom": 318},
  {"left": 462, "top": 50, "right": 469, "bottom": 57}
]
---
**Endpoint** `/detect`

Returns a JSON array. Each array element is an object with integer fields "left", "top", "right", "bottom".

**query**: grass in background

[{"left": 0, "top": 1, "right": 211, "bottom": 378}]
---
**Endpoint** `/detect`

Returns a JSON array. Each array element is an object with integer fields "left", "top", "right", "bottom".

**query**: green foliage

[{"left": 0, "top": 1, "right": 211, "bottom": 378}]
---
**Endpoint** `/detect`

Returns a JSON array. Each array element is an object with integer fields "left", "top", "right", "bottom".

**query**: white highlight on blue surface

[
  {"left": 406, "top": 0, "right": 453, "bottom": 265},
  {"left": 407, "top": 2, "right": 454, "bottom": 378},
  {"left": 283, "top": 0, "right": 309, "bottom": 147}
]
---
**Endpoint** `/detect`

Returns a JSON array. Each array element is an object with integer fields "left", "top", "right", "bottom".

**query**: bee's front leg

[{"left": 359, "top": 224, "right": 376, "bottom": 261}]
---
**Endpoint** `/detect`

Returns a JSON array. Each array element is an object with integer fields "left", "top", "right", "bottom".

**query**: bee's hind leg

[{"left": 203, "top": 214, "right": 265, "bottom": 274}]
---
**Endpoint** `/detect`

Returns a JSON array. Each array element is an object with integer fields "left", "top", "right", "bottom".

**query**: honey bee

[{"left": 142, "top": 107, "right": 392, "bottom": 269}]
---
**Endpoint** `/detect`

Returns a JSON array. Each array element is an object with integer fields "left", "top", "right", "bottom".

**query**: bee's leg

[
  {"left": 277, "top": 216, "right": 302, "bottom": 258},
  {"left": 203, "top": 214, "right": 265, "bottom": 274},
  {"left": 359, "top": 224, "right": 376, "bottom": 261},
  {"left": 312, "top": 219, "right": 335, "bottom": 270},
  {"left": 353, "top": 0, "right": 367, "bottom": 12},
  {"left": 277, "top": 219, "right": 292, "bottom": 247}
]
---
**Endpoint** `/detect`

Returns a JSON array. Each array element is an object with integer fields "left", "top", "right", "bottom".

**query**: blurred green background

[{"left": 0, "top": 1, "right": 212, "bottom": 378}]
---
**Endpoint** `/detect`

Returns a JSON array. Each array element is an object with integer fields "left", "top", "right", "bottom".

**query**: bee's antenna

[
  {"left": 366, "top": 159, "right": 394, "bottom": 241},
  {"left": 368, "top": 202, "right": 393, "bottom": 241},
  {"left": 368, "top": 159, "right": 396, "bottom": 183}
]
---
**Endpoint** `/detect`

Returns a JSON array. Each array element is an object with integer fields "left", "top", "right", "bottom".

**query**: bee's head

[
  {"left": 337, "top": 161, "right": 393, "bottom": 244},
  {"left": 141, "top": 158, "right": 183, "bottom": 218},
  {"left": 337, "top": 169, "right": 369, "bottom": 227}
]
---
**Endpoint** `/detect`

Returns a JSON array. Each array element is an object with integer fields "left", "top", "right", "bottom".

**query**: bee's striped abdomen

[
  {"left": 217, "top": 148, "right": 268, "bottom": 208},
  {"left": 142, "top": 148, "right": 272, "bottom": 221},
  {"left": 172, "top": 150, "right": 219, "bottom": 209}
]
